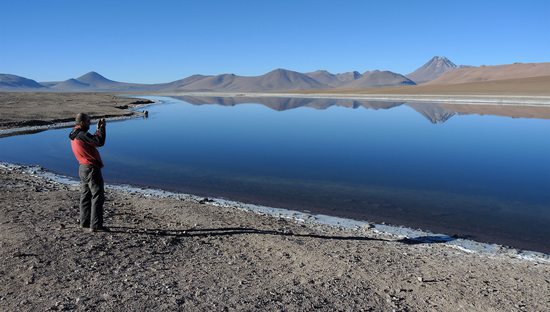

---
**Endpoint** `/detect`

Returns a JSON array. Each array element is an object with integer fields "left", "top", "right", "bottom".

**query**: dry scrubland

[{"left": 0, "top": 92, "right": 151, "bottom": 130}]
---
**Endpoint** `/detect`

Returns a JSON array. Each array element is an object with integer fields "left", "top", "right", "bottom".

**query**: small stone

[
  {"left": 198, "top": 198, "right": 211, "bottom": 204},
  {"left": 417, "top": 277, "right": 423, "bottom": 282},
  {"left": 75, "top": 297, "right": 85, "bottom": 304},
  {"left": 363, "top": 223, "right": 374, "bottom": 230}
]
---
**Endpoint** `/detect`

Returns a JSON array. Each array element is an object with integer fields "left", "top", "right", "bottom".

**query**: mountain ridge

[
  {"left": 426, "top": 62, "right": 550, "bottom": 85},
  {"left": 344, "top": 70, "right": 416, "bottom": 88},
  {"left": 3, "top": 57, "right": 550, "bottom": 93},
  {"left": 406, "top": 56, "right": 458, "bottom": 84},
  {"left": 0, "top": 74, "right": 46, "bottom": 90}
]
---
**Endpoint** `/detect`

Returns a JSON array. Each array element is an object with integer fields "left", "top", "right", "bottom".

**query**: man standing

[{"left": 69, "top": 113, "right": 108, "bottom": 232}]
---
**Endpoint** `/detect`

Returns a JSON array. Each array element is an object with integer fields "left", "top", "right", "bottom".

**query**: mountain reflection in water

[{"left": 173, "top": 95, "right": 550, "bottom": 124}]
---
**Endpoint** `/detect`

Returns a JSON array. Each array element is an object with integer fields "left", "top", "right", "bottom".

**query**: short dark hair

[{"left": 75, "top": 113, "right": 90, "bottom": 125}]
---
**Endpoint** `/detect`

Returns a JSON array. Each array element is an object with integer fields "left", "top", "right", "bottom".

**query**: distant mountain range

[
  {"left": 0, "top": 68, "right": 413, "bottom": 92},
  {"left": 2, "top": 56, "right": 550, "bottom": 92}
]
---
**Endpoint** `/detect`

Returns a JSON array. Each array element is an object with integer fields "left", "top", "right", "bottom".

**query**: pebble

[
  {"left": 75, "top": 296, "right": 88, "bottom": 304},
  {"left": 363, "top": 223, "right": 374, "bottom": 230}
]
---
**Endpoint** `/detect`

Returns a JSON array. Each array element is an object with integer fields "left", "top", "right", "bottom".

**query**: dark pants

[{"left": 78, "top": 165, "right": 105, "bottom": 229}]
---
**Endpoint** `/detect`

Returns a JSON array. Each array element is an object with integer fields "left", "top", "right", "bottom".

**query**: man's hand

[{"left": 98, "top": 118, "right": 106, "bottom": 128}]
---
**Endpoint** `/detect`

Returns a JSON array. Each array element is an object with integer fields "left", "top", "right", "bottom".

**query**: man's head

[{"left": 75, "top": 113, "right": 91, "bottom": 131}]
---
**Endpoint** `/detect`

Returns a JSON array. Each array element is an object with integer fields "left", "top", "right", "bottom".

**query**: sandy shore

[
  {"left": 1, "top": 164, "right": 549, "bottom": 311},
  {"left": 1, "top": 92, "right": 549, "bottom": 310}
]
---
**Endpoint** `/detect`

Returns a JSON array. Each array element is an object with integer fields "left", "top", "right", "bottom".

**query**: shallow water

[{"left": 1, "top": 96, "right": 549, "bottom": 253}]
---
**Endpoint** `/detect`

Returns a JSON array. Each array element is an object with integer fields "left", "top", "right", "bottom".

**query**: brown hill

[
  {"left": 335, "top": 71, "right": 362, "bottom": 83},
  {"left": 0, "top": 74, "right": 46, "bottom": 90},
  {"left": 176, "top": 74, "right": 237, "bottom": 91},
  {"left": 342, "top": 70, "right": 415, "bottom": 88},
  {"left": 50, "top": 78, "right": 91, "bottom": 91},
  {"left": 308, "top": 75, "right": 550, "bottom": 96},
  {"left": 427, "top": 62, "right": 550, "bottom": 85},
  {"left": 155, "top": 74, "right": 209, "bottom": 90},
  {"left": 305, "top": 70, "right": 363, "bottom": 87},
  {"left": 170, "top": 69, "right": 328, "bottom": 92},
  {"left": 305, "top": 70, "right": 343, "bottom": 87},
  {"left": 242, "top": 69, "right": 328, "bottom": 91},
  {"left": 406, "top": 56, "right": 458, "bottom": 84}
]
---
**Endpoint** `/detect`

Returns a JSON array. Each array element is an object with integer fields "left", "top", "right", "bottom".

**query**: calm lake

[{"left": 1, "top": 96, "right": 549, "bottom": 253}]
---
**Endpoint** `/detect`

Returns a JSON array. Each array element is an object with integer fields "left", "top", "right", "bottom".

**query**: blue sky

[{"left": 1, "top": 0, "right": 549, "bottom": 83}]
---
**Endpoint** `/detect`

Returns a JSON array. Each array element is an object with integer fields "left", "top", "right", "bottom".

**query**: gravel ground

[{"left": 1, "top": 166, "right": 549, "bottom": 311}]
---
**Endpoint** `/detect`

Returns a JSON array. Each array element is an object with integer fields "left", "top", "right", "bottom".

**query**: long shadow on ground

[{"left": 103, "top": 226, "right": 458, "bottom": 245}]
